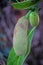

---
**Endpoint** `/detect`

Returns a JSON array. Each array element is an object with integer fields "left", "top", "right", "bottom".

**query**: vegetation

[{"left": 7, "top": 0, "right": 40, "bottom": 65}]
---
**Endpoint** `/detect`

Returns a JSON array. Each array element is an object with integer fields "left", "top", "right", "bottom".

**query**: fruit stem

[{"left": 25, "top": 10, "right": 32, "bottom": 19}]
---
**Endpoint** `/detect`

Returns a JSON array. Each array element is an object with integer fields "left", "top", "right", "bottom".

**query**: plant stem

[{"left": 25, "top": 10, "right": 32, "bottom": 19}]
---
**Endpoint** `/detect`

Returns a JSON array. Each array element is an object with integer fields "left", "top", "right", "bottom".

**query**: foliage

[
  {"left": 7, "top": 0, "right": 40, "bottom": 65},
  {"left": 7, "top": 27, "right": 36, "bottom": 65}
]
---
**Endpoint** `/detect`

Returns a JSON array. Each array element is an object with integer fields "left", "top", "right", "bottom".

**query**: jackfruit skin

[
  {"left": 29, "top": 11, "right": 39, "bottom": 27},
  {"left": 13, "top": 16, "right": 28, "bottom": 56}
]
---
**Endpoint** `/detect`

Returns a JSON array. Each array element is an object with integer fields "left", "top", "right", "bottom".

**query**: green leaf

[
  {"left": 11, "top": 0, "right": 39, "bottom": 9},
  {"left": 25, "top": 27, "right": 36, "bottom": 58},
  {"left": 7, "top": 27, "right": 36, "bottom": 65},
  {"left": 17, "top": 55, "right": 25, "bottom": 65},
  {"left": 7, "top": 48, "right": 19, "bottom": 65}
]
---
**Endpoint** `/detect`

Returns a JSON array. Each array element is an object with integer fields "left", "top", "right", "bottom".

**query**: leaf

[
  {"left": 7, "top": 48, "right": 19, "bottom": 65},
  {"left": 25, "top": 27, "right": 36, "bottom": 58},
  {"left": 11, "top": 0, "right": 39, "bottom": 9},
  {"left": 7, "top": 27, "right": 36, "bottom": 65},
  {"left": 16, "top": 55, "right": 25, "bottom": 65},
  {"left": 27, "top": 30, "right": 30, "bottom": 35}
]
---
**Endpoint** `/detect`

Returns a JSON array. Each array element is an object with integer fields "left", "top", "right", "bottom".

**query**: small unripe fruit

[
  {"left": 29, "top": 11, "right": 39, "bottom": 27},
  {"left": 13, "top": 16, "right": 28, "bottom": 56}
]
